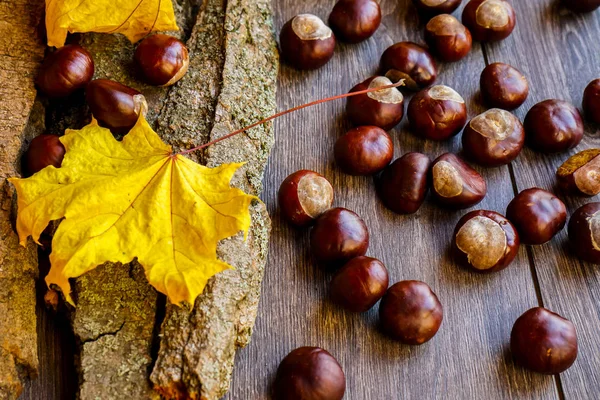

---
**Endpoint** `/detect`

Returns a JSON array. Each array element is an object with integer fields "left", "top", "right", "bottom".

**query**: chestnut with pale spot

[
  {"left": 568, "top": 202, "right": 600, "bottom": 264},
  {"left": 425, "top": 14, "right": 472, "bottom": 62},
  {"left": 279, "top": 14, "right": 336, "bottom": 70},
  {"left": 480, "top": 63, "right": 529, "bottom": 110},
  {"left": 134, "top": 34, "right": 189, "bottom": 86},
  {"left": 431, "top": 153, "right": 487, "bottom": 209},
  {"left": 412, "top": 0, "right": 463, "bottom": 17},
  {"left": 346, "top": 76, "right": 405, "bottom": 130},
  {"left": 462, "top": 0, "right": 516, "bottom": 42},
  {"left": 278, "top": 170, "right": 334, "bottom": 227},
  {"left": 379, "top": 42, "right": 438, "bottom": 91},
  {"left": 557, "top": 149, "right": 600, "bottom": 196},
  {"left": 524, "top": 99, "right": 584, "bottom": 154}
]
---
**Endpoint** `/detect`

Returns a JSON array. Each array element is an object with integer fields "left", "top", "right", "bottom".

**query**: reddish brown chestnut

[
  {"left": 524, "top": 100, "right": 584, "bottom": 153},
  {"left": 568, "top": 202, "right": 600, "bottom": 264},
  {"left": 425, "top": 14, "right": 472, "bottom": 62},
  {"left": 310, "top": 208, "right": 369, "bottom": 270},
  {"left": 334, "top": 126, "right": 393, "bottom": 176},
  {"left": 377, "top": 153, "right": 431, "bottom": 214},
  {"left": 379, "top": 280, "right": 443, "bottom": 345},
  {"left": 462, "top": 0, "right": 516, "bottom": 42},
  {"left": 36, "top": 44, "right": 94, "bottom": 98},
  {"left": 480, "top": 63, "right": 529, "bottom": 110},
  {"left": 506, "top": 188, "right": 567, "bottom": 245},
  {"left": 412, "top": 0, "right": 462, "bottom": 17},
  {"left": 380, "top": 42, "right": 438, "bottom": 90},
  {"left": 556, "top": 149, "right": 600, "bottom": 196},
  {"left": 407, "top": 85, "right": 467, "bottom": 141},
  {"left": 24, "top": 134, "right": 65, "bottom": 175},
  {"left": 329, "top": 0, "right": 381, "bottom": 43},
  {"left": 565, "top": 0, "right": 600, "bottom": 12},
  {"left": 431, "top": 153, "right": 486, "bottom": 209},
  {"left": 346, "top": 76, "right": 405, "bottom": 130},
  {"left": 274, "top": 346, "right": 346, "bottom": 400},
  {"left": 278, "top": 170, "right": 334, "bottom": 227},
  {"left": 330, "top": 256, "right": 389, "bottom": 312},
  {"left": 583, "top": 79, "right": 600, "bottom": 124},
  {"left": 280, "top": 14, "right": 336, "bottom": 70},
  {"left": 134, "top": 34, "right": 189, "bottom": 86},
  {"left": 453, "top": 210, "right": 520, "bottom": 273},
  {"left": 511, "top": 307, "right": 578, "bottom": 374},
  {"left": 462, "top": 108, "right": 525, "bottom": 167}
]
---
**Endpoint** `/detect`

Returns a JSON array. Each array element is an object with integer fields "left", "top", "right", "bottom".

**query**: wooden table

[{"left": 22, "top": 0, "right": 600, "bottom": 399}]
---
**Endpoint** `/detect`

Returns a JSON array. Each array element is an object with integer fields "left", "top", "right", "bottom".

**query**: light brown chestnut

[
  {"left": 462, "top": 0, "right": 516, "bottom": 42},
  {"left": 377, "top": 153, "right": 431, "bottom": 214},
  {"left": 430, "top": 153, "right": 487, "bottom": 209},
  {"left": 380, "top": 42, "right": 438, "bottom": 90},
  {"left": 334, "top": 126, "right": 393, "bottom": 176},
  {"left": 278, "top": 170, "right": 334, "bottom": 227},
  {"left": 556, "top": 149, "right": 600, "bottom": 196},
  {"left": 568, "top": 202, "right": 600, "bottom": 264},
  {"left": 480, "top": 63, "right": 529, "bottom": 110},
  {"left": 279, "top": 14, "right": 336, "bottom": 70},
  {"left": 346, "top": 76, "right": 405, "bottom": 130},
  {"left": 425, "top": 14, "right": 472, "bottom": 62}
]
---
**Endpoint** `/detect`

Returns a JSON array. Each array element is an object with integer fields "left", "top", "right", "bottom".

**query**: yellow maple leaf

[
  {"left": 45, "top": 0, "right": 179, "bottom": 48},
  {"left": 9, "top": 117, "right": 256, "bottom": 306}
]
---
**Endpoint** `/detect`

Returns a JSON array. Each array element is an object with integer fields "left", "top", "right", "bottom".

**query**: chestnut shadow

[{"left": 499, "top": 345, "right": 557, "bottom": 396}]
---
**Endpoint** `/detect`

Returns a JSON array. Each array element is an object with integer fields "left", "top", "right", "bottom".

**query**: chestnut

[
  {"left": 453, "top": 210, "right": 520, "bottom": 273},
  {"left": 86, "top": 79, "right": 148, "bottom": 134},
  {"left": 274, "top": 346, "right": 345, "bottom": 400},
  {"left": 462, "top": 0, "right": 516, "bottom": 42},
  {"left": 461, "top": 108, "right": 525, "bottom": 167},
  {"left": 568, "top": 202, "right": 600, "bottom": 264},
  {"left": 334, "top": 126, "right": 393, "bottom": 176},
  {"left": 24, "top": 134, "right": 65, "bottom": 175},
  {"left": 424, "top": 14, "right": 472, "bottom": 62},
  {"left": 278, "top": 170, "right": 334, "bottom": 227},
  {"left": 380, "top": 42, "right": 438, "bottom": 91},
  {"left": 565, "top": 0, "right": 600, "bottom": 12},
  {"left": 279, "top": 14, "right": 336, "bottom": 70},
  {"left": 346, "top": 76, "right": 405, "bottom": 130},
  {"left": 330, "top": 256, "right": 389, "bottom": 312},
  {"left": 328, "top": 0, "right": 381, "bottom": 43},
  {"left": 407, "top": 85, "right": 467, "bottom": 141},
  {"left": 379, "top": 280, "right": 443, "bottom": 345},
  {"left": 412, "top": 0, "right": 462, "bottom": 17},
  {"left": 310, "top": 208, "right": 369, "bottom": 270},
  {"left": 556, "top": 149, "right": 600, "bottom": 196},
  {"left": 506, "top": 188, "right": 567, "bottom": 245},
  {"left": 511, "top": 307, "right": 578, "bottom": 374},
  {"left": 134, "top": 34, "right": 189, "bottom": 86},
  {"left": 524, "top": 100, "right": 584, "bottom": 153},
  {"left": 480, "top": 63, "right": 529, "bottom": 110},
  {"left": 583, "top": 79, "right": 600, "bottom": 124},
  {"left": 377, "top": 152, "right": 431, "bottom": 214},
  {"left": 430, "top": 153, "right": 486, "bottom": 209},
  {"left": 36, "top": 44, "right": 94, "bottom": 98}
]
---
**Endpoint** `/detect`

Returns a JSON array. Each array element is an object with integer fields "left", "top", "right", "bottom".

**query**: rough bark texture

[{"left": 0, "top": 0, "right": 45, "bottom": 398}]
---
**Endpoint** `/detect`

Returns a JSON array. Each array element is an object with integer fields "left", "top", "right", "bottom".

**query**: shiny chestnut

[
  {"left": 557, "top": 149, "right": 600, "bottom": 196},
  {"left": 280, "top": 14, "right": 336, "bottom": 70},
  {"left": 431, "top": 153, "right": 486, "bottom": 209},
  {"left": 412, "top": 0, "right": 462, "bottom": 17},
  {"left": 24, "top": 134, "right": 65, "bottom": 175},
  {"left": 274, "top": 347, "right": 346, "bottom": 400},
  {"left": 346, "top": 76, "right": 405, "bottom": 130},
  {"left": 134, "top": 34, "right": 189, "bottom": 86},
  {"left": 583, "top": 79, "right": 600, "bottom": 124},
  {"left": 380, "top": 42, "right": 438, "bottom": 90},
  {"left": 425, "top": 14, "right": 472, "bottom": 62},
  {"left": 565, "top": 0, "right": 600, "bottom": 12},
  {"left": 278, "top": 170, "right": 334, "bottom": 227},
  {"left": 462, "top": 0, "right": 516, "bottom": 42},
  {"left": 379, "top": 280, "right": 443, "bottom": 345},
  {"left": 330, "top": 256, "right": 389, "bottom": 312},
  {"left": 36, "top": 45, "right": 94, "bottom": 98},
  {"left": 377, "top": 153, "right": 431, "bottom": 214},
  {"left": 568, "top": 202, "right": 600, "bottom": 264},
  {"left": 329, "top": 0, "right": 381, "bottom": 43},
  {"left": 408, "top": 85, "right": 467, "bottom": 141},
  {"left": 480, "top": 63, "right": 529, "bottom": 110},
  {"left": 511, "top": 307, "right": 578, "bottom": 374},
  {"left": 453, "top": 210, "right": 520, "bottom": 273},
  {"left": 334, "top": 126, "right": 393, "bottom": 176},
  {"left": 462, "top": 108, "right": 525, "bottom": 167},
  {"left": 524, "top": 100, "right": 584, "bottom": 153}
]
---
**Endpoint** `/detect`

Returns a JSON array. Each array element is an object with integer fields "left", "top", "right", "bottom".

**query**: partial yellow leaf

[
  {"left": 45, "top": 0, "right": 179, "bottom": 48},
  {"left": 9, "top": 118, "right": 256, "bottom": 307}
]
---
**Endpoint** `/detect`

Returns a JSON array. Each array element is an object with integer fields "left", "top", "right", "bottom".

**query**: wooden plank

[{"left": 484, "top": 0, "right": 600, "bottom": 398}]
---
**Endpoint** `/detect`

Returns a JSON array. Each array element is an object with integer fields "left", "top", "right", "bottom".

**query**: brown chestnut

[
  {"left": 568, "top": 202, "right": 600, "bottom": 264},
  {"left": 407, "top": 85, "right": 467, "bottom": 141},
  {"left": 462, "top": 108, "right": 525, "bottom": 167},
  {"left": 424, "top": 14, "right": 472, "bottom": 62},
  {"left": 431, "top": 153, "right": 486, "bottom": 209},
  {"left": 565, "top": 0, "right": 600, "bottom": 12},
  {"left": 511, "top": 307, "right": 578, "bottom": 374},
  {"left": 377, "top": 153, "right": 431, "bottom": 214},
  {"left": 556, "top": 149, "right": 600, "bottom": 196},
  {"left": 310, "top": 208, "right": 369, "bottom": 270},
  {"left": 506, "top": 188, "right": 567, "bottom": 245},
  {"left": 480, "top": 63, "right": 529, "bottom": 110},
  {"left": 279, "top": 14, "right": 336, "bottom": 70},
  {"left": 453, "top": 210, "right": 520, "bottom": 272},
  {"left": 36, "top": 44, "right": 94, "bottom": 98},
  {"left": 330, "top": 256, "right": 389, "bottom": 312},
  {"left": 524, "top": 100, "right": 584, "bottom": 153},
  {"left": 334, "top": 126, "right": 393, "bottom": 176},
  {"left": 274, "top": 346, "right": 346, "bottom": 400},
  {"left": 412, "top": 0, "right": 462, "bottom": 17},
  {"left": 462, "top": 0, "right": 516, "bottom": 42},
  {"left": 346, "top": 76, "right": 405, "bottom": 130},
  {"left": 379, "top": 280, "right": 443, "bottom": 345},
  {"left": 583, "top": 79, "right": 600, "bottom": 124},
  {"left": 380, "top": 42, "right": 438, "bottom": 91},
  {"left": 134, "top": 34, "right": 189, "bottom": 86},
  {"left": 24, "top": 134, "right": 65, "bottom": 175},
  {"left": 278, "top": 170, "right": 334, "bottom": 227},
  {"left": 329, "top": 0, "right": 381, "bottom": 43}
]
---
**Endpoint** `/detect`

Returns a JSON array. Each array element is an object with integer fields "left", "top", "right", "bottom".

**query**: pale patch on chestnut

[
  {"left": 367, "top": 76, "right": 405, "bottom": 103},
  {"left": 469, "top": 108, "right": 513, "bottom": 140},
  {"left": 574, "top": 157, "right": 600, "bottom": 196},
  {"left": 164, "top": 56, "right": 190, "bottom": 87},
  {"left": 433, "top": 161, "right": 463, "bottom": 197},
  {"left": 297, "top": 174, "right": 334, "bottom": 218},
  {"left": 133, "top": 94, "right": 149, "bottom": 118},
  {"left": 589, "top": 212, "right": 600, "bottom": 251},
  {"left": 428, "top": 85, "right": 464, "bottom": 103},
  {"left": 422, "top": 0, "right": 447, "bottom": 5},
  {"left": 292, "top": 14, "right": 333, "bottom": 40},
  {"left": 426, "top": 14, "right": 466, "bottom": 35},
  {"left": 456, "top": 216, "right": 507, "bottom": 270},
  {"left": 476, "top": 0, "right": 510, "bottom": 28}
]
